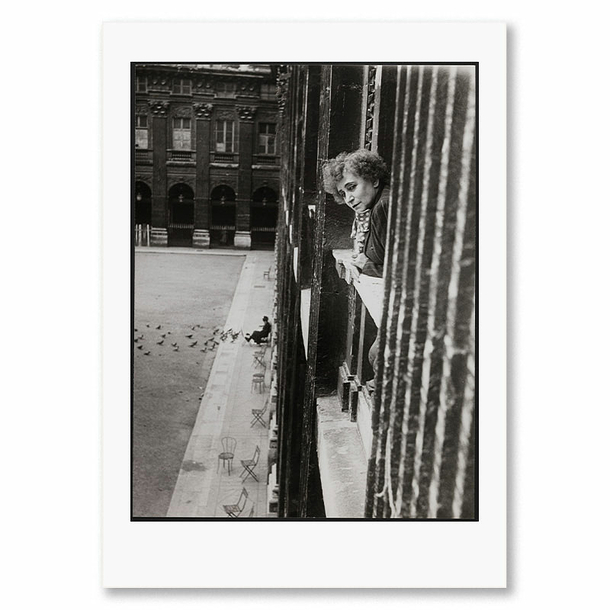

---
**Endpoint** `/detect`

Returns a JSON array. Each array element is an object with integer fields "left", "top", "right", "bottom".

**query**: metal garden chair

[
  {"left": 252, "top": 346, "right": 267, "bottom": 368},
  {"left": 251, "top": 372, "right": 265, "bottom": 393},
  {"left": 240, "top": 445, "right": 261, "bottom": 483},
  {"left": 217, "top": 436, "right": 237, "bottom": 475},
  {"left": 251, "top": 400, "right": 268, "bottom": 428},
  {"left": 222, "top": 487, "right": 248, "bottom": 518}
]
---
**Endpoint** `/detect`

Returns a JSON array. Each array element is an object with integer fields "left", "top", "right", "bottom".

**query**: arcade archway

[
  {"left": 210, "top": 185, "right": 236, "bottom": 248},
  {"left": 251, "top": 186, "right": 278, "bottom": 249},
  {"left": 135, "top": 181, "right": 152, "bottom": 246},
  {"left": 168, "top": 183, "right": 194, "bottom": 247}
]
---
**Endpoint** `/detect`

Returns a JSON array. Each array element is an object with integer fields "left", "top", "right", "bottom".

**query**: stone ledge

[{"left": 316, "top": 395, "right": 367, "bottom": 518}]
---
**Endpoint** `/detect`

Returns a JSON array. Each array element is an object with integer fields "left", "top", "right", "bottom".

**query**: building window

[
  {"left": 216, "top": 81, "right": 236, "bottom": 97},
  {"left": 173, "top": 78, "right": 191, "bottom": 95},
  {"left": 215, "top": 120, "right": 235, "bottom": 153},
  {"left": 172, "top": 117, "right": 191, "bottom": 150},
  {"left": 258, "top": 123, "right": 276, "bottom": 155},
  {"left": 136, "top": 76, "right": 147, "bottom": 93},
  {"left": 260, "top": 83, "right": 276, "bottom": 100},
  {"left": 135, "top": 115, "right": 148, "bottom": 149}
]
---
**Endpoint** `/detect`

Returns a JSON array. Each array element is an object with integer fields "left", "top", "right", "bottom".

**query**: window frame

[
  {"left": 172, "top": 116, "right": 192, "bottom": 150},
  {"left": 258, "top": 122, "right": 277, "bottom": 155},
  {"left": 172, "top": 78, "right": 192, "bottom": 95},
  {"left": 135, "top": 114, "right": 149, "bottom": 149},
  {"left": 215, "top": 119, "right": 236, "bottom": 153}
]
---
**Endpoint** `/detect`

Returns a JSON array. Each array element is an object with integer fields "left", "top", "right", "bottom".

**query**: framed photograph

[{"left": 103, "top": 21, "right": 506, "bottom": 588}]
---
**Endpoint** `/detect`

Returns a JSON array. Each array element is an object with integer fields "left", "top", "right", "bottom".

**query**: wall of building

[
  {"left": 273, "top": 64, "right": 477, "bottom": 519},
  {"left": 134, "top": 64, "right": 280, "bottom": 249}
]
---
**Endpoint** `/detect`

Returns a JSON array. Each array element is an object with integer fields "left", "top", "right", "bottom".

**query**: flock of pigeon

[{"left": 134, "top": 323, "right": 242, "bottom": 357}]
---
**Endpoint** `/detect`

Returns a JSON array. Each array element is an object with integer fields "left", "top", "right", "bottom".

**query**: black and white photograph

[
  {"left": 102, "top": 21, "right": 507, "bottom": 588},
  {"left": 131, "top": 62, "right": 478, "bottom": 521},
  {"left": 6, "top": 1, "right": 610, "bottom": 603}
]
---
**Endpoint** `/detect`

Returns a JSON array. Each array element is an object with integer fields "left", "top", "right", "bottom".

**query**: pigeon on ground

[
  {"left": 161, "top": 333, "right": 166, "bottom": 338},
  {"left": 144, "top": 351, "right": 150, "bottom": 355},
  {"left": 186, "top": 333, "right": 193, "bottom": 339},
  {"left": 156, "top": 340, "right": 164, "bottom": 345},
  {"left": 171, "top": 342, "right": 178, "bottom": 347},
  {"left": 189, "top": 341, "right": 198, "bottom": 347},
  {"left": 137, "top": 345, "right": 143, "bottom": 350},
  {"left": 156, "top": 325, "right": 161, "bottom": 330},
  {"left": 173, "top": 347, "right": 179, "bottom": 352}
]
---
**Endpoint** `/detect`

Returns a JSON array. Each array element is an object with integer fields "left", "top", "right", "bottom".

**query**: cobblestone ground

[{"left": 132, "top": 251, "right": 245, "bottom": 517}]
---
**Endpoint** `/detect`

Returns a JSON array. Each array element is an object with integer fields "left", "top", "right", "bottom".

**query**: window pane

[{"left": 136, "top": 129, "right": 148, "bottom": 149}]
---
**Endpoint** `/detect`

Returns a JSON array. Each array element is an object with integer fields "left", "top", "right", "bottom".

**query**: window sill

[
  {"left": 316, "top": 395, "right": 367, "bottom": 518},
  {"left": 332, "top": 250, "right": 384, "bottom": 327},
  {"left": 300, "top": 288, "right": 311, "bottom": 358}
]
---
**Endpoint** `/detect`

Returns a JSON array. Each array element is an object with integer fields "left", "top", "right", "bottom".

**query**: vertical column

[
  {"left": 235, "top": 105, "right": 256, "bottom": 249},
  {"left": 149, "top": 100, "right": 169, "bottom": 246},
  {"left": 193, "top": 103, "right": 213, "bottom": 248},
  {"left": 310, "top": 64, "right": 364, "bottom": 392}
]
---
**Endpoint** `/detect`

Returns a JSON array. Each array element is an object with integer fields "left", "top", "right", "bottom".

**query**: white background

[
  {"left": 103, "top": 21, "right": 505, "bottom": 589},
  {"left": 2, "top": 0, "right": 608, "bottom": 607}
]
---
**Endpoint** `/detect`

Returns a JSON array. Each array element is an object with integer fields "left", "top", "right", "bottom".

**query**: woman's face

[{"left": 336, "top": 171, "right": 379, "bottom": 213}]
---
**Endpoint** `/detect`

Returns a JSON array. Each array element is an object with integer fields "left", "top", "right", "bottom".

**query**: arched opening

[
  {"left": 210, "top": 185, "right": 236, "bottom": 248},
  {"left": 135, "top": 181, "right": 152, "bottom": 246},
  {"left": 168, "top": 183, "right": 194, "bottom": 247},
  {"left": 251, "top": 186, "right": 278, "bottom": 249}
]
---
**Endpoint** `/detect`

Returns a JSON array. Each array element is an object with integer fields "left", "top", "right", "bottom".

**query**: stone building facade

[
  {"left": 134, "top": 64, "right": 280, "bottom": 249},
  {"left": 270, "top": 64, "right": 477, "bottom": 519}
]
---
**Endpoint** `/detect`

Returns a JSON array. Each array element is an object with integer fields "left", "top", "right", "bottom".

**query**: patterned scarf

[{"left": 351, "top": 209, "right": 372, "bottom": 254}]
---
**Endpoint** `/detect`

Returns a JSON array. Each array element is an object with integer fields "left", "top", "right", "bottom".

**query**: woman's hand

[{"left": 353, "top": 253, "right": 370, "bottom": 269}]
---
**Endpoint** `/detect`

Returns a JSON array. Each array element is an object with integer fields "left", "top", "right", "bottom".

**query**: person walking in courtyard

[{"left": 244, "top": 316, "right": 272, "bottom": 345}]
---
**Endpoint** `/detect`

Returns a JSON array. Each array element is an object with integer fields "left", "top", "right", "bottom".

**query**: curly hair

[{"left": 322, "top": 149, "right": 389, "bottom": 203}]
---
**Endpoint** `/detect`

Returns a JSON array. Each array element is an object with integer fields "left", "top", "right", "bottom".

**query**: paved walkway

[{"left": 167, "top": 251, "right": 276, "bottom": 518}]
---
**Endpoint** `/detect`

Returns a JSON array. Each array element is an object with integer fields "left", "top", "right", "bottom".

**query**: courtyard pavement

[{"left": 166, "top": 250, "right": 276, "bottom": 518}]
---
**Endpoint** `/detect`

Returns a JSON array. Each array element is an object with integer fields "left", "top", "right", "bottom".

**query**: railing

[
  {"left": 135, "top": 149, "right": 152, "bottom": 163},
  {"left": 253, "top": 154, "right": 279, "bottom": 165},
  {"left": 134, "top": 224, "right": 151, "bottom": 246},
  {"left": 210, "top": 225, "right": 236, "bottom": 231},
  {"left": 167, "top": 150, "right": 195, "bottom": 162},
  {"left": 210, "top": 151, "right": 238, "bottom": 163},
  {"left": 168, "top": 222, "right": 194, "bottom": 229},
  {"left": 251, "top": 226, "right": 277, "bottom": 233}
]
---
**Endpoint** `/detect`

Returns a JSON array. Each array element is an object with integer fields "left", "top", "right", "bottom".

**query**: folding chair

[
  {"left": 240, "top": 446, "right": 261, "bottom": 483},
  {"left": 217, "top": 436, "right": 237, "bottom": 475},
  {"left": 251, "top": 400, "right": 268, "bottom": 428},
  {"left": 222, "top": 487, "right": 248, "bottom": 518},
  {"left": 252, "top": 346, "right": 267, "bottom": 368}
]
